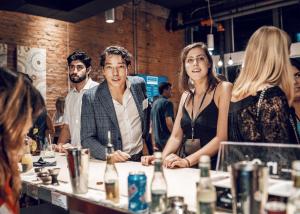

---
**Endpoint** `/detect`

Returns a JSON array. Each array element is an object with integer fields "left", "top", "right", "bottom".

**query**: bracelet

[{"left": 184, "top": 158, "right": 191, "bottom": 168}]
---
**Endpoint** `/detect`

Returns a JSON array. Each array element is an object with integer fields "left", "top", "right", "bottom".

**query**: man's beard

[{"left": 69, "top": 73, "right": 87, "bottom": 83}]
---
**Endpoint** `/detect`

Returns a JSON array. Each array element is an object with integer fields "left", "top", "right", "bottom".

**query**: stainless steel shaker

[
  {"left": 229, "top": 161, "right": 268, "bottom": 214},
  {"left": 66, "top": 148, "right": 90, "bottom": 194}
]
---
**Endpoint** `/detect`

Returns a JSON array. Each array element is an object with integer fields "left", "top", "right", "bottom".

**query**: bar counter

[{"left": 20, "top": 153, "right": 236, "bottom": 213}]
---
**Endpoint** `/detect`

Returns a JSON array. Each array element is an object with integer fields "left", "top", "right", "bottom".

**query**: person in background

[
  {"left": 21, "top": 73, "right": 54, "bottom": 153},
  {"left": 150, "top": 82, "right": 174, "bottom": 151},
  {"left": 228, "top": 26, "right": 299, "bottom": 144},
  {"left": 81, "top": 46, "right": 150, "bottom": 162},
  {"left": 52, "top": 96, "right": 65, "bottom": 144},
  {"left": 152, "top": 95, "right": 160, "bottom": 104},
  {"left": 27, "top": 109, "right": 54, "bottom": 153},
  {"left": 0, "top": 67, "right": 45, "bottom": 214},
  {"left": 291, "top": 58, "right": 300, "bottom": 135},
  {"left": 55, "top": 51, "right": 98, "bottom": 152},
  {"left": 142, "top": 42, "right": 232, "bottom": 169}
]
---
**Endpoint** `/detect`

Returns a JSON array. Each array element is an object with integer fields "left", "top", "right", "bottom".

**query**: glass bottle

[
  {"left": 196, "top": 155, "right": 216, "bottom": 214},
  {"left": 42, "top": 135, "right": 55, "bottom": 158},
  {"left": 287, "top": 160, "right": 300, "bottom": 214},
  {"left": 104, "top": 131, "right": 120, "bottom": 203},
  {"left": 21, "top": 140, "right": 33, "bottom": 172},
  {"left": 33, "top": 127, "right": 43, "bottom": 155},
  {"left": 150, "top": 152, "right": 168, "bottom": 213}
]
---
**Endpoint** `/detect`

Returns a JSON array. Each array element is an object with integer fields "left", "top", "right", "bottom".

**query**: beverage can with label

[{"left": 128, "top": 171, "right": 148, "bottom": 213}]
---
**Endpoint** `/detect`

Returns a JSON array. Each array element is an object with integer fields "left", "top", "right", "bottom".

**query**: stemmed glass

[{"left": 41, "top": 134, "right": 55, "bottom": 158}]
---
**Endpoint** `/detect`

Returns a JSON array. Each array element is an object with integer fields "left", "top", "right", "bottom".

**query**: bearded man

[{"left": 56, "top": 51, "right": 98, "bottom": 150}]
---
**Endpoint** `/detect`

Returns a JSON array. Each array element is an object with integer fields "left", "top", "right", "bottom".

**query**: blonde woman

[
  {"left": 142, "top": 42, "right": 232, "bottom": 169},
  {"left": 229, "top": 26, "right": 299, "bottom": 143},
  {"left": 0, "top": 67, "right": 45, "bottom": 213}
]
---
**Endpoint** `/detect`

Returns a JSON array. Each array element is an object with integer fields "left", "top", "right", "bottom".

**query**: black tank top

[
  {"left": 180, "top": 87, "right": 219, "bottom": 168},
  {"left": 181, "top": 88, "right": 218, "bottom": 141}
]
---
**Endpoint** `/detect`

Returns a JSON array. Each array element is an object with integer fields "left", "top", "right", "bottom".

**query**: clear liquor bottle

[
  {"left": 104, "top": 131, "right": 120, "bottom": 203},
  {"left": 197, "top": 155, "right": 216, "bottom": 214},
  {"left": 287, "top": 160, "right": 300, "bottom": 214},
  {"left": 150, "top": 152, "right": 168, "bottom": 213}
]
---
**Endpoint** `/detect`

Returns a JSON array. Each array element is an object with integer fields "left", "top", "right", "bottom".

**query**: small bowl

[
  {"left": 37, "top": 171, "right": 49, "bottom": 177},
  {"left": 168, "top": 196, "right": 184, "bottom": 206},
  {"left": 34, "top": 167, "right": 44, "bottom": 173},
  {"left": 48, "top": 168, "right": 60, "bottom": 176},
  {"left": 39, "top": 175, "right": 52, "bottom": 185}
]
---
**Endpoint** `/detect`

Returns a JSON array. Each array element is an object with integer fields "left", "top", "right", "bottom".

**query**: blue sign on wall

[
  {"left": 296, "top": 33, "right": 300, "bottom": 42},
  {"left": 137, "top": 74, "right": 168, "bottom": 102}
]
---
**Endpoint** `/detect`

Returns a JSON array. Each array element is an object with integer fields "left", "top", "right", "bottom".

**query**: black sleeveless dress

[{"left": 180, "top": 87, "right": 219, "bottom": 169}]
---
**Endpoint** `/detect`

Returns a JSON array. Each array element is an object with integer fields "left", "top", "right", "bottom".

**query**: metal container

[
  {"left": 66, "top": 148, "right": 90, "bottom": 194},
  {"left": 128, "top": 171, "right": 148, "bottom": 213},
  {"left": 168, "top": 196, "right": 184, "bottom": 208},
  {"left": 230, "top": 161, "right": 268, "bottom": 214},
  {"left": 164, "top": 200, "right": 190, "bottom": 214},
  {"left": 265, "top": 201, "right": 286, "bottom": 214}
]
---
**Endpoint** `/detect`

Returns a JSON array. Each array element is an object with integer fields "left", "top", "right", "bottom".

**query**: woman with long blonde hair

[
  {"left": 229, "top": 26, "right": 299, "bottom": 143},
  {"left": 0, "top": 67, "right": 45, "bottom": 213}
]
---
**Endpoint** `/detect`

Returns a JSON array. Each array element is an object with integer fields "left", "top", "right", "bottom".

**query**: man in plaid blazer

[{"left": 81, "top": 46, "right": 149, "bottom": 162}]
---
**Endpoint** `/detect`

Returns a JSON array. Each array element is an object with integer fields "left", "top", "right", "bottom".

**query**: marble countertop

[{"left": 20, "top": 153, "right": 241, "bottom": 213}]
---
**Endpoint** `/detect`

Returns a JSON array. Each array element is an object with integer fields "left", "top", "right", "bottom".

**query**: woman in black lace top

[{"left": 229, "top": 26, "right": 299, "bottom": 144}]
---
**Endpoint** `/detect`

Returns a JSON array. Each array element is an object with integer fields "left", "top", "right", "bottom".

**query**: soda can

[{"left": 128, "top": 171, "right": 148, "bottom": 213}]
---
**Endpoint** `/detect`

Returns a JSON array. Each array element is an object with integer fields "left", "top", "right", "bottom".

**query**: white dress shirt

[
  {"left": 63, "top": 78, "right": 98, "bottom": 146},
  {"left": 112, "top": 81, "right": 143, "bottom": 155}
]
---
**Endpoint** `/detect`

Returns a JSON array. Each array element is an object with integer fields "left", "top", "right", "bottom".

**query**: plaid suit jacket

[{"left": 80, "top": 76, "right": 149, "bottom": 160}]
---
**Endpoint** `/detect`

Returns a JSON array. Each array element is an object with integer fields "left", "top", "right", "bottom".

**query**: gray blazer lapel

[{"left": 96, "top": 81, "right": 120, "bottom": 131}]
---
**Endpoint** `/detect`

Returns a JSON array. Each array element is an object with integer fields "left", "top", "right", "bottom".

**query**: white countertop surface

[{"left": 22, "top": 153, "right": 289, "bottom": 214}]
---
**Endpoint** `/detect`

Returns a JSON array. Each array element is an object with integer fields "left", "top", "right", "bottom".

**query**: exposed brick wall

[{"left": 0, "top": 1, "right": 184, "bottom": 116}]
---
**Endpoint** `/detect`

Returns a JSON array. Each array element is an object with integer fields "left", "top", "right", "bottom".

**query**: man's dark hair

[
  {"left": 67, "top": 51, "right": 91, "bottom": 68},
  {"left": 291, "top": 58, "right": 300, "bottom": 71},
  {"left": 159, "top": 82, "right": 172, "bottom": 95},
  {"left": 99, "top": 46, "right": 132, "bottom": 67}
]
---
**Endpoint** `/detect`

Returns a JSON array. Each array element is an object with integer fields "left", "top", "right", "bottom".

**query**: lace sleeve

[{"left": 259, "top": 95, "right": 290, "bottom": 143}]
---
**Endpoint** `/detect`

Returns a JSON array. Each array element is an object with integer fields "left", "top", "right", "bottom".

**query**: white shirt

[
  {"left": 63, "top": 78, "right": 99, "bottom": 146},
  {"left": 53, "top": 112, "right": 64, "bottom": 125},
  {"left": 112, "top": 82, "right": 143, "bottom": 155}
]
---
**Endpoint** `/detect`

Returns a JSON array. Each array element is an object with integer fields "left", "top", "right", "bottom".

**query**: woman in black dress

[
  {"left": 142, "top": 42, "right": 232, "bottom": 169},
  {"left": 229, "top": 26, "right": 299, "bottom": 144}
]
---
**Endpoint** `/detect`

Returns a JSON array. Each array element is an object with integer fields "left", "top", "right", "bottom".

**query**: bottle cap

[
  {"left": 153, "top": 152, "right": 162, "bottom": 159},
  {"left": 107, "top": 143, "right": 113, "bottom": 148},
  {"left": 199, "top": 155, "right": 210, "bottom": 163}
]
